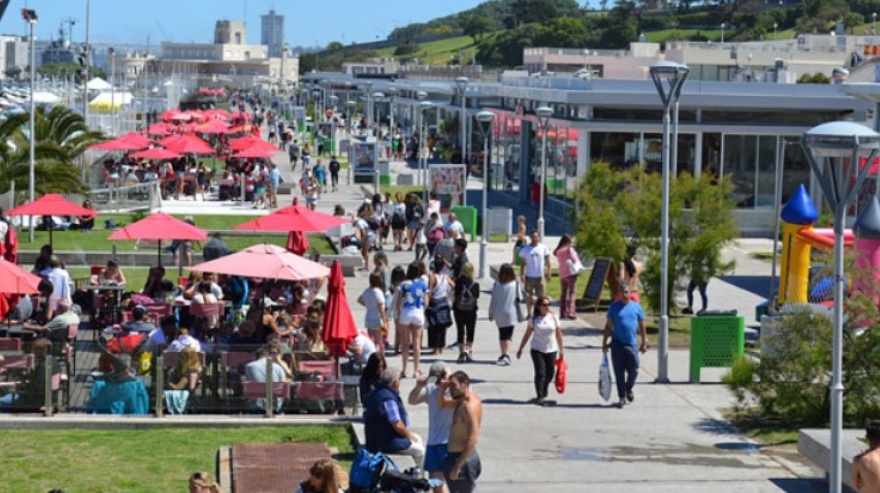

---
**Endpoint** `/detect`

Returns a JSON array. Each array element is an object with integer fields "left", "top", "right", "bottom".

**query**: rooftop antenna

[{"left": 63, "top": 17, "right": 76, "bottom": 42}]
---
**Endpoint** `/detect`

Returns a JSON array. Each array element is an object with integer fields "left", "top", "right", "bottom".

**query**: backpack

[
  {"left": 456, "top": 280, "right": 477, "bottom": 311},
  {"left": 349, "top": 448, "right": 396, "bottom": 492}
]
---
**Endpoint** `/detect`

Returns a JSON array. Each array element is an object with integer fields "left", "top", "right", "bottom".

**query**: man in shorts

[
  {"left": 438, "top": 371, "right": 482, "bottom": 493},
  {"left": 854, "top": 419, "right": 880, "bottom": 493},
  {"left": 518, "top": 230, "right": 551, "bottom": 316},
  {"left": 288, "top": 140, "right": 300, "bottom": 171},
  {"left": 408, "top": 362, "right": 453, "bottom": 493}
]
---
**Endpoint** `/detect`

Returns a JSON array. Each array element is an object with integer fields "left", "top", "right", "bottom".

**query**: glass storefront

[
  {"left": 529, "top": 122, "right": 579, "bottom": 202},
  {"left": 586, "top": 131, "right": 811, "bottom": 210}
]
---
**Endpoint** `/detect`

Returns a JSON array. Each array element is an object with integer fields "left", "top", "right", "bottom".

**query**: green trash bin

[
  {"left": 689, "top": 314, "right": 745, "bottom": 383},
  {"left": 451, "top": 206, "right": 477, "bottom": 240}
]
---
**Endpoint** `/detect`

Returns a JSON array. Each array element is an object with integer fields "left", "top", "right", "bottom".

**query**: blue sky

[{"left": 2, "top": 0, "right": 488, "bottom": 49}]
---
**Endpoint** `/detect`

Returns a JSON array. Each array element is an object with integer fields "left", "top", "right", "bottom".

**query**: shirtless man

[
  {"left": 437, "top": 371, "right": 482, "bottom": 493},
  {"left": 854, "top": 419, "right": 880, "bottom": 493},
  {"left": 618, "top": 245, "right": 643, "bottom": 302}
]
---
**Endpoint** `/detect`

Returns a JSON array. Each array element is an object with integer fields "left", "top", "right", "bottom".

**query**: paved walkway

[{"left": 155, "top": 138, "right": 823, "bottom": 491}]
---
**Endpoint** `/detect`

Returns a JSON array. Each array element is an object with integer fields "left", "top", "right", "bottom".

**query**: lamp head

[
  {"left": 803, "top": 121, "right": 880, "bottom": 158},
  {"left": 372, "top": 91, "right": 385, "bottom": 100},
  {"left": 535, "top": 105, "right": 552, "bottom": 127},
  {"left": 417, "top": 90, "right": 428, "bottom": 101},
  {"left": 454, "top": 76, "right": 468, "bottom": 93},
  {"left": 476, "top": 111, "right": 495, "bottom": 124},
  {"left": 346, "top": 100, "right": 356, "bottom": 109},
  {"left": 419, "top": 101, "right": 434, "bottom": 111}
]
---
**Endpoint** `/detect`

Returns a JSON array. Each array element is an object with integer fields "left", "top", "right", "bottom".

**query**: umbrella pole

[
  {"left": 49, "top": 225, "right": 53, "bottom": 248},
  {"left": 157, "top": 239, "right": 162, "bottom": 267}
]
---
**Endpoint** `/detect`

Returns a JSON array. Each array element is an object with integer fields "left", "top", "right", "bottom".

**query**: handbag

[
  {"left": 514, "top": 281, "right": 527, "bottom": 323},
  {"left": 567, "top": 257, "right": 587, "bottom": 276},
  {"left": 598, "top": 353, "right": 612, "bottom": 402},
  {"left": 426, "top": 297, "right": 452, "bottom": 328},
  {"left": 555, "top": 357, "right": 568, "bottom": 394}
]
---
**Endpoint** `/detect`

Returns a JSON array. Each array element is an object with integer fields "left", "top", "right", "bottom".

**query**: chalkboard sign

[{"left": 582, "top": 257, "right": 612, "bottom": 312}]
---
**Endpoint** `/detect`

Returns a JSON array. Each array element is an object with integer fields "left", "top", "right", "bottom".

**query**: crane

[{"left": 155, "top": 21, "right": 170, "bottom": 42}]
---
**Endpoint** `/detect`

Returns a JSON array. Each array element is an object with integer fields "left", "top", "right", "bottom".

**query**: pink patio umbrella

[
  {"left": 229, "top": 135, "right": 280, "bottom": 152},
  {"left": 233, "top": 203, "right": 349, "bottom": 233},
  {"left": 164, "top": 134, "right": 215, "bottom": 155},
  {"left": 189, "top": 244, "right": 329, "bottom": 281},
  {"left": 233, "top": 146, "right": 276, "bottom": 160}
]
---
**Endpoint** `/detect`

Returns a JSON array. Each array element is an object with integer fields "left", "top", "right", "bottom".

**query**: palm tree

[{"left": 0, "top": 106, "right": 104, "bottom": 200}]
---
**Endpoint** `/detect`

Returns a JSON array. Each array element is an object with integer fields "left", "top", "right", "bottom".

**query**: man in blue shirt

[
  {"left": 364, "top": 367, "right": 425, "bottom": 468},
  {"left": 602, "top": 282, "right": 649, "bottom": 408}
]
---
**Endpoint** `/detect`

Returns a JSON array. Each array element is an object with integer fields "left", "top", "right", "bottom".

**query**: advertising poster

[
  {"left": 430, "top": 164, "right": 467, "bottom": 212},
  {"left": 351, "top": 141, "right": 377, "bottom": 173}
]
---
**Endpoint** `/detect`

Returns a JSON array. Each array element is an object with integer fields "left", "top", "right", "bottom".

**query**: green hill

[{"left": 376, "top": 35, "right": 478, "bottom": 66}]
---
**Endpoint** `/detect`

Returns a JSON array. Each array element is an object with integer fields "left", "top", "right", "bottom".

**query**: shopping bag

[
  {"left": 555, "top": 357, "right": 568, "bottom": 394},
  {"left": 567, "top": 258, "right": 587, "bottom": 276},
  {"left": 598, "top": 353, "right": 612, "bottom": 401}
]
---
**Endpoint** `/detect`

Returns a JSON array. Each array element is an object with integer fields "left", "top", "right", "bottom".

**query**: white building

[{"left": 0, "top": 35, "right": 29, "bottom": 80}]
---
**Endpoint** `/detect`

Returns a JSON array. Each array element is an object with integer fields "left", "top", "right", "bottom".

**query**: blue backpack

[{"left": 349, "top": 448, "right": 396, "bottom": 492}]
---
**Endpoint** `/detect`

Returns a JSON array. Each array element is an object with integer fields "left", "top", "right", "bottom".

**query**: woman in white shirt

[
  {"left": 516, "top": 295, "right": 564, "bottom": 406},
  {"left": 357, "top": 272, "right": 387, "bottom": 351}
]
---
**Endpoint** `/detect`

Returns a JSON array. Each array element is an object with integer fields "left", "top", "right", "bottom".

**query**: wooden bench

[
  {"left": 352, "top": 423, "right": 417, "bottom": 471},
  {"left": 797, "top": 428, "right": 864, "bottom": 492}
]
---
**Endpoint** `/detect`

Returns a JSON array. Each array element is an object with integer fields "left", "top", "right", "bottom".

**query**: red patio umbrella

[
  {"left": 88, "top": 137, "right": 148, "bottom": 152},
  {"left": 0, "top": 258, "right": 42, "bottom": 294},
  {"left": 322, "top": 261, "right": 358, "bottom": 356},
  {"left": 286, "top": 230, "right": 310, "bottom": 256},
  {"left": 130, "top": 147, "right": 180, "bottom": 160},
  {"left": 189, "top": 243, "right": 329, "bottom": 281},
  {"left": 233, "top": 203, "right": 350, "bottom": 233},
  {"left": 107, "top": 212, "right": 207, "bottom": 266},
  {"left": 164, "top": 134, "right": 215, "bottom": 155},
  {"left": 146, "top": 123, "right": 172, "bottom": 136},
  {"left": 233, "top": 146, "right": 276, "bottom": 160},
  {"left": 196, "top": 119, "right": 231, "bottom": 134},
  {"left": 7, "top": 194, "right": 98, "bottom": 246},
  {"left": 230, "top": 135, "right": 280, "bottom": 152},
  {"left": 0, "top": 259, "right": 41, "bottom": 322},
  {"left": 117, "top": 131, "right": 154, "bottom": 148}
]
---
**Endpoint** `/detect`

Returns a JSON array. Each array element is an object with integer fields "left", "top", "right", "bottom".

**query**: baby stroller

[{"left": 348, "top": 448, "right": 442, "bottom": 493}]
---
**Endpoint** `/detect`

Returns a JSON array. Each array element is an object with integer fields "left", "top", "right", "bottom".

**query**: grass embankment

[
  {"left": 376, "top": 35, "right": 478, "bottom": 66},
  {"left": 17, "top": 214, "right": 336, "bottom": 257},
  {"left": 0, "top": 425, "right": 353, "bottom": 493}
]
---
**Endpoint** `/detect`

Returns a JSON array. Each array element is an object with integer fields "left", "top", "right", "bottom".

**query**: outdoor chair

[
  {"left": 0, "top": 338, "right": 22, "bottom": 351},
  {"left": 293, "top": 381, "right": 345, "bottom": 415},
  {"left": 297, "top": 360, "right": 338, "bottom": 380}
]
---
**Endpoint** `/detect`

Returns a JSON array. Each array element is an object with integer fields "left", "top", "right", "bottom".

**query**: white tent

[
  {"left": 86, "top": 77, "right": 112, "bottom": 91},
  {"left": 88, "top": 91, "right": 133, "bottom": 111}
]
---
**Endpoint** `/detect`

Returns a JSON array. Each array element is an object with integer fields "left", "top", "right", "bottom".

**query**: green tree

[
  {"left": 572, "top": 162, "right": 737, "bottom": 312},
  {"left": 461, "top": 14, "right": 494, "bottom": 42},
  {"left": 0, "top": 106, "right": 104, "bottom": 198}
]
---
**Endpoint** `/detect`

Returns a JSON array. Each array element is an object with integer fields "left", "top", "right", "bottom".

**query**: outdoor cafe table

[
  {"left": 0, "top": 324, "right": 37, "bottom": 340},
  {"left": 82, "top": 284, "right": 126, "bottom": 325}
]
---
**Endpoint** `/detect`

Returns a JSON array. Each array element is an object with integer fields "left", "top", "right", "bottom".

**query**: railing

[{"left": 87, "top": 181, "right": 162, "bottom": 213}]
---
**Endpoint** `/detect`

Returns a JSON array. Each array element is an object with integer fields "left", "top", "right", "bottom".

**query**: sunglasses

[{"left": 539, "top": 302, "right": 551, "bottom": 307}]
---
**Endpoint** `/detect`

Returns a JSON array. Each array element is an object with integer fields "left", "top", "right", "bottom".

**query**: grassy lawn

[
  {"left": 0, "top": 425, "right": 353, "bottom": 493},
  {"left": 376, "top": 35, "right": 477, "bottom": 66},
  {"left": 723, "top": 409, "right": 799, "bottom": 446},
  {"left": 68, "top": 266, "right": 151, "bottom": 289},
  {"left": 16, "top": 214, "right": 337, "bottom": 256}
]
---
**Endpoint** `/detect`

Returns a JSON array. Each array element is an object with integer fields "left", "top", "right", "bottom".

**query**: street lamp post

[
  {"left": 535, "top": 106, "right": 553, "bottom": 241},
  {"left": 416, "top": 90, "right": 428, "bottom": 186},
  {"left": 372, "top": 92, "right": 385, "bottom": 193},
  {"left": 802, "top": 121, "right": 880, "bottom": 493},
  {"left": 24, "top": 8, "right": 38, "bottom": 242},
  {"left": 387, "top": 87, "right": 397, "bottom": 150},
  {"left": 454, "top": 77, "right": 468, "bottom": 205},
  {"left": 721, "top": 22, "right": 726, "bottom": 44},
  {"left": 773, "top": 22, "right": 778, "bottom": 40},
  {"left": 419, "top": 101, "right": 434, "bottom": 202},
  {"left": 649, "top": 61, "right": 690, "bottom": 384},
  {"left": 874, "top": 12, "right": 877, "bottom": 34},
  {"left": 362, "top": 81, "right": 373, "bottom": 135},
  {"left": 346, "top": 100, "right": 356, "bottom": 137},
  {"left": 476, "top": 111, "right": 496, "bottom": 279}
]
